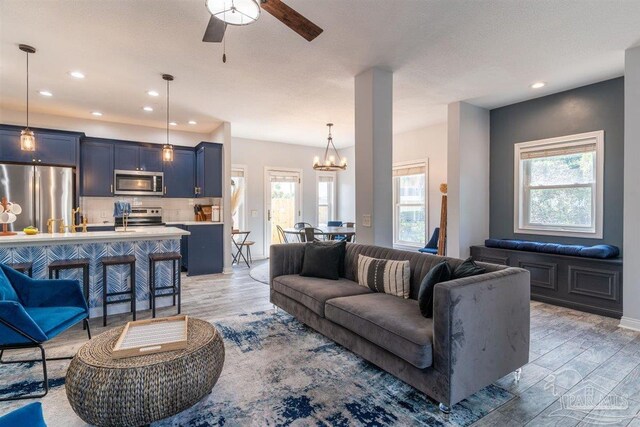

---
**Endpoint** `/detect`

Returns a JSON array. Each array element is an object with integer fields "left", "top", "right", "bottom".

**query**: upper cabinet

[
  {"left": 0, "top": 126, "right": 80, "bottom": 167},
  {"left": 114, "top": 144, "right": 162, "bottom": 172},
  {"left": 195, "top": 142, "right": 223, "bottom": 198},
  {"left": 163, "top": 148, "right": 195, "bottom": 198},
  {"left": 81, "top": 139, "right": 115, "bottom": 197}
]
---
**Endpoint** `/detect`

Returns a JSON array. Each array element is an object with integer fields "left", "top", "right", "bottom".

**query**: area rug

[
  {"left": 0, "top": 311, "right": 513, "bottom": 426},
  {"left": 249, "top": 262, "right": 269, "bottom": 284}
]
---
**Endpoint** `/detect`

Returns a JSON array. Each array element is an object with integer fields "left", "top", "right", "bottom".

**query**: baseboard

[{"left": 619, "top": 316, "right": 640, "bottom": 331}]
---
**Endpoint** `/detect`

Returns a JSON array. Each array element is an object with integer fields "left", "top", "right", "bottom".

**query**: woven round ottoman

[{"left": 65, "top": 318, "right": 225, "bottom": 427}]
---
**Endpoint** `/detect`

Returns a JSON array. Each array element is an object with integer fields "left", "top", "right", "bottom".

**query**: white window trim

[
  {"left": 513, "top": 131, "right": 604, "bottom": 239},
  {"left": 231, "top": 164, "right": 248, "bottom": 231},
  {"left": 316, "top": 171, "right": 336, "bottom": 226},
  {"left": 392, "top": 159, "right": 428, "bottom": 249}
]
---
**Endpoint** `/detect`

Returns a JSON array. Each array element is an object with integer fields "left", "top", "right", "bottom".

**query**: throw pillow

[
  {"left": 300, "top": 241, "right": 345, "bottom": 280},
  {"left": 418, "top": 261, "right": 452, "bottom": 318},
  {"left": 313, "top": 240, "right": 347, "bottom": 276},
  {"left": 357, "top": 255, "right": 411, "bottom": 299},
  {"left": 452, "top": 257, "right": 486, "bottom": 279}
]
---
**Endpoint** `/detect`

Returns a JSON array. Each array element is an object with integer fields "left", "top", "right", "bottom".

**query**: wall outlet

[
  {"left": 251, "top": 210, "right": 258, "bottom": 218},
  {"left": 362, "top": 214, "right": 372, "bottom": 227}
]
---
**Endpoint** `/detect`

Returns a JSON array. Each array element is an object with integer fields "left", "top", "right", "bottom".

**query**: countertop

[{"left": 0, "top": 226, "right": 190, "bottom": 247}]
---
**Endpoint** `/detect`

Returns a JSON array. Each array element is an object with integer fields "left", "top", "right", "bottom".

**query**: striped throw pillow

[{"left": 357, "top": 255, "right": 411, "bottom": 299}]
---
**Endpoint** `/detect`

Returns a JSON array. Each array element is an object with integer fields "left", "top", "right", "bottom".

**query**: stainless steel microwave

[{"left": 113, "top": 170, "right": 164, "bottom": 196}]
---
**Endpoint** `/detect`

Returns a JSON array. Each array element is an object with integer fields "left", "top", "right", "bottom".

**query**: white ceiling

[{"left": 1, "top": 0, "right": 639, "bottom": 148}]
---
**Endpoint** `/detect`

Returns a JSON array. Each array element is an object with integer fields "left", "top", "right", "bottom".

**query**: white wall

[
  {"left": 394, "top": 122, "right": 447, "bottom": 237},
  {"left": 0, "top": 109, "right": 210, "bottom": 147},
  {"left": 447, "top": 101, "right": 490, "bottom": 258},
  {"left": 621, "top": 46, "right": 640, "bottom": 331},
  {"left": 337, "top": 146, "right": 356, "bottom": 222},
  {"left": 231, "top": 137, "right": 326, "bottom": 258}
]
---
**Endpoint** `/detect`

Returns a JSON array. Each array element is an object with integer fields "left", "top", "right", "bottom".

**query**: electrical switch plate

[
  {"left": 362, "top": 214, "right": 372, "bottom": 227},
  {"left": 251, "top": 210, "right": 258, "bottom": 218}
]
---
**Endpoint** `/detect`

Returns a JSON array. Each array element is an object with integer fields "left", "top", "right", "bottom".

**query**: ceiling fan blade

[
  {"left": 203, "top": 15, "right": 227, "bottom": 42},
  {"left": 260, "top": 0, "right": 323, "bottom": 42}
]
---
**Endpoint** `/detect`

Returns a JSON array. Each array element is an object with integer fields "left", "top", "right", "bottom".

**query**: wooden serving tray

[{"left": 112, "top": 315, "right": 188, "bottom": 359}]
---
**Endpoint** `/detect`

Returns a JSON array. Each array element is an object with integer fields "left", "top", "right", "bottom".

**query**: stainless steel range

[{"left": 114, "top": 207, "right": 164, "bottom": 227}]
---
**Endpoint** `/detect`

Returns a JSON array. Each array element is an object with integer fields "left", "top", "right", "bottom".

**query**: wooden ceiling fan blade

[
  {"left": 203, "top": 15, "right": 227, "bottom": 42},
  {"left": 260, "top": 0, "right": 323, "bottom": 42}
]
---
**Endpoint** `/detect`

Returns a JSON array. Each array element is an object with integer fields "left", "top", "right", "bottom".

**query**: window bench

[{"left": 470, "top": 244, "right": 623, "bottom": 318}]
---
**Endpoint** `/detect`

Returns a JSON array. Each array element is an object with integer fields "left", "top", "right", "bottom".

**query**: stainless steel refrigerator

[{"left": 0, "top": 164, "right": 74, "bottom": 231}]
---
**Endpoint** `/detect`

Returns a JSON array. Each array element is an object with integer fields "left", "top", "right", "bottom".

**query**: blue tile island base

[
  {"left": 0, "top": 230, "right": 186, "bottom": 318},
  {"left": 0, "top": 311, "right": 513, "bottom": 425}
]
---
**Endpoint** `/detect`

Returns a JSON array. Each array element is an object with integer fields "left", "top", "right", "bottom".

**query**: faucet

[
  {"left": 69, "top": 208, "right": 88, "bottom": 233},
  {"left": 47, "top": 218, "right": 65, "bottom": 234}
]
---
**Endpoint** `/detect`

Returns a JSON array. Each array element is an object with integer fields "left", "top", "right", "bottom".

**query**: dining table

[{"left": 282, "top": 226, "right": 356, "bottom": 242}]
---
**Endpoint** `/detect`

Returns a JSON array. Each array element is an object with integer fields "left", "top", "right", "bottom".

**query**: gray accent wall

[{"left": 490, "top": 77, "right": 624, "bottom": 252}]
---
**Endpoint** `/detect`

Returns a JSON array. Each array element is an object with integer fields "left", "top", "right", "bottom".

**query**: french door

[{"left": 265, "top": 168, "right": 302, "bottom": 254}]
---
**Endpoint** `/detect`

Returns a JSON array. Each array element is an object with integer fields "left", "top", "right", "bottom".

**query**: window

[
  {"left": 393, "top": 162, "right": 427, "bottom": 247},
  {"left": 514, "top": 131, "right": 604, "bottom": 238},
  {"left": 316, "top": 173, "right": 336, "bottom": 226},
  {"left": 231, "top": 166, "right": 246, "bottom": 231}
]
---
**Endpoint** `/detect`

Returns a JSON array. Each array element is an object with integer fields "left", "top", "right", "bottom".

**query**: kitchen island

[{"left": 0, "top": 227, "right": 190, "bottom": 318}]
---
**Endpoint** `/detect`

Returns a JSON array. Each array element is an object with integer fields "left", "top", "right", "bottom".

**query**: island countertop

[{"left": 0, "top": 226, "right": 189, "bottom": 247}]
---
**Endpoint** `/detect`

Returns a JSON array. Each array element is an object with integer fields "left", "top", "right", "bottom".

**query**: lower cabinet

[
  {"left": 172, "top": 224, "right": 223, "bottom": 276},
  {"left": 470, "top": 245, "right": 623, "bottom": 319}
]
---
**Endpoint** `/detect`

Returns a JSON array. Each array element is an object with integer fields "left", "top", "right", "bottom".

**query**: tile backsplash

[{"left": 81, "top": 197, "right": 222, "bottom": 224}]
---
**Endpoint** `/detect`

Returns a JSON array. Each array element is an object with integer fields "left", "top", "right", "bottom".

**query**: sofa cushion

[
  {"left": 272, "top": 275, "right": 372, "bottom": 317},
  {"left": 357, "top": 255, "right": 411, "bottom": 298},
  {"left": 325, "top": 293, "right": 433, "bottom": 369}
]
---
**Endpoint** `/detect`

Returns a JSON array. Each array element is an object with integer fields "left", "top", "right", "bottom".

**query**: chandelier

[{"left": 313, "top": 123, "right": 347, "bottom": 172}]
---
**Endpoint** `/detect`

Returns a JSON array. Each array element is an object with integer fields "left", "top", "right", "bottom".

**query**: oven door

[{"left": 114, "top": 170, "right": 164, "bottom": 196}]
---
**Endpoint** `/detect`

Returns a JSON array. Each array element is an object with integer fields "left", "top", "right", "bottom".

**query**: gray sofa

[{"left": 269, "top": 243, "right": 530, "bottom": 410}]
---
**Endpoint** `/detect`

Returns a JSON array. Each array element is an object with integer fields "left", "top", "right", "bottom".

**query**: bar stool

[
  {"left": 8, "top": 262, "right": 33, "bottom": 277},
  {"left": 238, "top": 241, "right": 255, "bottom": 265},
  {"left": 148, "top": 252, "right": 182, "bottom": 318},
  {"left": 49, "top": 259, "right": 90, "bottom": 329},
  {"left": 101, "top": 255, "right": 136, "bottom": 327}
]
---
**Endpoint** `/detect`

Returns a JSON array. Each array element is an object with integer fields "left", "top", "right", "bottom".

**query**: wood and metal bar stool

[
  {"left": 101, "top": 255, "right": 136, "bottom": 327},
  {"left": 148, "top": 252, "right": 182, "bottom": 318},
  {"left": 8, "top": 262, "right": 33, "bottom": 277},
  {"left": 49, "top": 259, "right": 90, "bottom": 329}
]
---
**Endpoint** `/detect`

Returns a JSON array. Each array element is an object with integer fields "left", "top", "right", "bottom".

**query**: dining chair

[
  {"left": 0, "top": 264, "right": 91, "bottom": 401},
  {"left": 304, "top": 227, "right": 326, "bottom": 242},
  {"left": 276, "top": 225, "right": 289, "bottom": 243},
  {"left": 326, "top": 221, "right": 347, "bottom": 241},
  {"left": 294, "top": 222, "right": 313, "bottom": 230}
]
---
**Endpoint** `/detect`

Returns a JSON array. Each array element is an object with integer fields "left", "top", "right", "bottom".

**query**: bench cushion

[
  {"left": 272, "top": 275, "right": 371, "bottom": 317},
  {"left": 485, "top": 239, "right": 620, "bottom": 259},
  {"left": 325, "top": 293, "right": 433, "bottom": 369}
]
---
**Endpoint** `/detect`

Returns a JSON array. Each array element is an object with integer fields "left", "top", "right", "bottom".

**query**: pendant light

[
  {"left": 162, "top": 74, "right": 174, "bottom": 162},
  {"left": 313, "top": 123, "right": 347, "bottom": 171},
  {"left": 19, "top": 44, "right": 36, "bottom": 152}
]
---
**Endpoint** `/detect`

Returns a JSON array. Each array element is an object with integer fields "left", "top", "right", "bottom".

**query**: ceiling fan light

[
  {"left": 206, "top": 0, "right": 260, "bottom": 26},
  {"left": 20, "top": 129, "right": 36, "bottom": 152}
]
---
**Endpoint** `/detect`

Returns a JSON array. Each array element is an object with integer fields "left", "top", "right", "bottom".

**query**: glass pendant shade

[
  {"left": 206, "top": 0, "right": 260, "bottom": 25},
  {"left": 162, "top": 144, "right": 174, "bottom": 162},
  {"left": 20, "top": 129, "right": 36, "bottom": 151}
]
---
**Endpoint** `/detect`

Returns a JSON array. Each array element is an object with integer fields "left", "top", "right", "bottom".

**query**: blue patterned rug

[{"left": 0, "top": 311, "right": 514, "bottom": 426}]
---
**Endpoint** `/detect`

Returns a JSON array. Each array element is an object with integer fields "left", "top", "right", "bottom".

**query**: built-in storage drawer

[{"left": 470, "top": 245, "right": 623, "bottom": 318}]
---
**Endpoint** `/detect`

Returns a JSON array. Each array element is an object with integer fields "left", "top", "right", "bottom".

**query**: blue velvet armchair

[
  {"left": 418, "top": 227, "right": 440, "bottom": 254},
  {"left": 0, "top": 264, "right": 91, "bottom": 402}
]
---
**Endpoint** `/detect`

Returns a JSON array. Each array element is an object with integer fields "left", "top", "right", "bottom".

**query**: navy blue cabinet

[
  {"left": 171, "top": 224, "right": 223, "bottom": 275},
  {"left": 163, "top": 149, "right": 195, "bottom": 198},
  {"left": 81, "top": 139, "right": 114, "bottom": 196},
  {"left": 114, "top": 144, "right": 163, "bottom": 172},
  {"left": 0, "top": 127, "right": 79, "bottom": 166},
  {"left": 195, "top": 142, "right": 223, "bottom": 197}
]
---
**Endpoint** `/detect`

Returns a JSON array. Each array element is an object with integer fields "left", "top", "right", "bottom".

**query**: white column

[
  {"left": 447, "top": 101, "right": 490, "bottom": 258},
  {"left": 621, "top": 46, "right": 640, "bottom": 330},
  {"left": 210, "top": 122, "right": 234, "bottom": 274},
  {"left": 354, "top": 68, "right": 393, "bottom": 247}
]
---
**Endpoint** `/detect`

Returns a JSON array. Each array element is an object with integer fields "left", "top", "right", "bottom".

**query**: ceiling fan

[{"left": 202, "top": 0, "right": 323, "bottom": 43}]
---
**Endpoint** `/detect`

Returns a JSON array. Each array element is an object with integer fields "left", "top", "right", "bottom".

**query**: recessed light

[
  {"left": 169, "top": 122, "right": 177, "bottom": 126},
  {"left": 69, "top": 71, "right": 85, "bottom": 79},
  {"left": 91, "top": 111, "right": 103, "bottom": 117},
  {"left": 530, "top": 81, "right": 546, "bottom": 89},
  {"left": 143, "top": 106, "right": 154, "bottom": 112},
  {"left": 188, "top": 120, "right": 197, "bottom": 125},
  {"left": 147, "top": 90, "right": 159, "bottom": 97}
]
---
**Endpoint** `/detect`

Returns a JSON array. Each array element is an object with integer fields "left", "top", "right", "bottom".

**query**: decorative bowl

[{"left": 23, "top": 228, "right": 39, "bottom": 235}]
